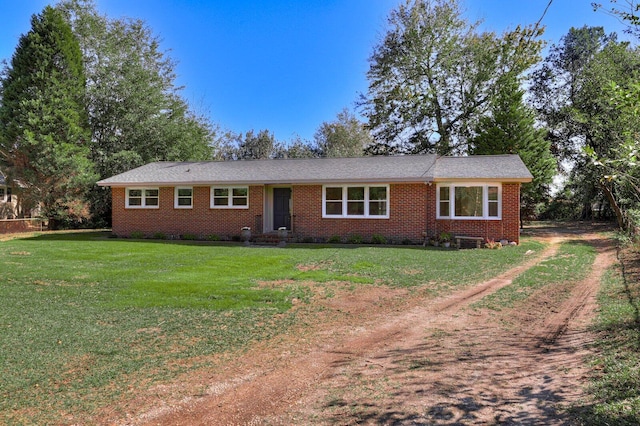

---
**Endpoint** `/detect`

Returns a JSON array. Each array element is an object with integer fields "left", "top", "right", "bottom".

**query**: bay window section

[
  {"left": 437, "top": 184, "right": 501, "bottom": 219},
  {"left": 126, "top": 188, "right": 159, "bottom": 208},
  {"left": 323, "top": 185, "right": 389, "bottom": 218},
  {"left": 438, "top": 186, "right": 450, "bottom": 217},
  {"left": 455, "top": 186, "right": 483, "bottom": 217},
  {"left": 488, "top": 186, "right": 499, "bottom": 217}
]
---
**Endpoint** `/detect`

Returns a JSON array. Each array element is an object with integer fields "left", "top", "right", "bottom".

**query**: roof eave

[
  {"left": 432, "top": 177, "right": 532, "bottom": 183},
  {"left": 97, "top": 177, "right": 435, "bottom": 187}
]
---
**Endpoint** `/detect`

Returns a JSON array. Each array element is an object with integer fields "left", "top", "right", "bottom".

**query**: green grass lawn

[
  {"left": 575, "top": 247, "right": 640, "bottom": 425},
  {"left": 0, "top": 231, "right": 545, "bottom": 424},
  {"left": 472, "top": 241, "right": 597, "bottom": 311}
]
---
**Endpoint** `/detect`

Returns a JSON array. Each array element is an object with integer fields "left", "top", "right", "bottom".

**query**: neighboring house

[
  {"left": 97, "top": 154, "right": 532, "bottom": 244},
  {"left": 0, "top": 173, "right": 17, "bottom": 219}
]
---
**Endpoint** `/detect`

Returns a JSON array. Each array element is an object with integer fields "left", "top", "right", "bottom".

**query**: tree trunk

[{"left": 599, "top": 181, "right": 625, "bottom": 230}]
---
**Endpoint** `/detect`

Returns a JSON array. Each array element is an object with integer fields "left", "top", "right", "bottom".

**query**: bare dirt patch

[{"left": 114, "top": 223, "right": 616, "bottom": 425}]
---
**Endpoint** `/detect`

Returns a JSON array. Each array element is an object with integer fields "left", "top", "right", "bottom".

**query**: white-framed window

[
  {"left": 210, "top": 186, "right": 249, "bottom": 209},
  {"left": 322, "top": 184, "right": 389, "bottom": 218},
  {"left": 174, "top": 187, "right": 193, "bottom": 209},
  {"left": 437, "top": 183, "right": 501, "bottom": 220},
  {"left": 126, "top": 187, "right": 159, "bottom": 208}
]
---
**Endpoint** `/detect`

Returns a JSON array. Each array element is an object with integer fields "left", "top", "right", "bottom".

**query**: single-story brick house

[{"left": 97, "top": 154, "right": 532, "bottom": 244}]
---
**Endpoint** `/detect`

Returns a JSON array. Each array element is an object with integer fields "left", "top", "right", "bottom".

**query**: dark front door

[{"left": 273, "top": 188, "right": 291, "bottom": 230}]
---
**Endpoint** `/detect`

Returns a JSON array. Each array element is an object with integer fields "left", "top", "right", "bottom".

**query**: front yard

[{"left": 0, "top": 232, "right": 541, "bottom": 424}]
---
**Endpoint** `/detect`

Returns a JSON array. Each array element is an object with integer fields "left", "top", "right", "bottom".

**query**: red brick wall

[
  {"left": 0, "top": 219, "right": 43, "bottom": 234},
  {"left": 111, "top": 186, "right": 263, "bottom": 238},
  {"left": 292, "top": 184, "right": 428, "bottom": 243},
  {"left": 110, "top": 182, "right": 522, "bottom": 243}
]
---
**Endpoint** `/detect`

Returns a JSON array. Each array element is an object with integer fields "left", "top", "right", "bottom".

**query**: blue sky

[{"left": 0, "top": 0, "right": 634, "bottom": 143}]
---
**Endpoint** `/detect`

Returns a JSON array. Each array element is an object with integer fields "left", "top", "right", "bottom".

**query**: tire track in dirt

[{"left": 130, "top": 229, "right": 613, "bottom": 426}]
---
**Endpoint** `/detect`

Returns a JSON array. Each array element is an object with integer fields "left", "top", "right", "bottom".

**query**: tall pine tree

[
  {"left": 470, "top": 74, "right": 556, "bottom": 218},
  {"left": 0, "top": 6, "right": 96, "bottom": 228}
]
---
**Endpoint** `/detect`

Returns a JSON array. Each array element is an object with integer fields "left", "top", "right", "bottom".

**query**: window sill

[
  {"left": 322, "top": 215, "right": 389, "bottom": 219},
  {"left": 437, "top": 216, "right": 501, "bottom": 220}
]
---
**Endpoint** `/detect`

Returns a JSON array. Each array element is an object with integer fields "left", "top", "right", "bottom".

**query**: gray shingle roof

[
  {"left": 433, "top": 155, "right": 533, "bottom": 181},
  {"left": 97, "top": 154, "right": 532, "bottom": 187}
]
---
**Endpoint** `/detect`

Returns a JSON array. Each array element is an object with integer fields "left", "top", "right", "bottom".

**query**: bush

[
  {"left": 347, "top": 234, "right": 363, "bottom": 244},
  {"left": 371, "top": 234, "right": 387, "bottom": 244},
  {"left": 130, "top": 231, "right": 145, "bottom": 239},
  {"left": 207, "top": 234, "right": 221, "bottom": 241},
  {"left": 152, "top": 232, "right": 167, "bottom": 240},
  {"left": 181, "top": 233, "right": 197, "bottom": 240},
  {"left": 301, "top": 236, "right": 314, "bottom": 243},
  {"left": 402, "top": 238, "right": 413, "bottom": 245},
  {"left": 327, "top": 235, "right": 342, "bottom": 244}
]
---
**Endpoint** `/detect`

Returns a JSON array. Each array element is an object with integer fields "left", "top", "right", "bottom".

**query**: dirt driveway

[{"left": 123, "top": 223, "right": 615, "bottom": 425}]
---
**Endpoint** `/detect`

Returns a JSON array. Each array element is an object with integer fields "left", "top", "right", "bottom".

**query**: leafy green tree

[
  {"left": 585, "top": 82, "right": 640, "bottom": 231},
  {"left": 588, "top": 2, "right": 640, "bottom": 232},
  {"left": 314, "top": 109, "right": 371, "bottom": 157},
  {"left": 593, "top": 1, "right": 640, "bottom": 39},
  {"left": 57, "top": 0, "right": 216, "bottom": 224},
  {"left": 361, "top": 0, "right": 544, "bottom": 155},
  {"left": 276, "top": 135, "right": 319, "bottom": 159},
  {"left": 237, "top": 129, "right": 279, "bottom": 160},
  {"left": 530, "top": 26, "right": 617, "bottom": 161},
  {"left": 531, "top": 26, "right": 640, "bottom": 224},
  {"left": 470, "top": 73, "right": 556, "bottom": 219},
  {"left": 0, "top": 6, "right": 96, "bottom": 228},
  {"left": 215, "top": 129, "right": 286, "bottom": 160}
]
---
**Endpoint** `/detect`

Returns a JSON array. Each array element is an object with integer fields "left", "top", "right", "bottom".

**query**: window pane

[
  {"left": 145, "top": 197, "right": 158, "bottom": 206},
  {"left": 439, "top": 186, "right": 450, "bottom": 201},
  {"left": 178, "top": 198, "right": 191, "bottom": 206},
  {"left": 369, "top": 186, "right": 386, "bottom": 201},
  {"left": 233, "top": 187, "right": 247, "bottom": 197},
  {"left": 145, "top": 189, "right": 158, "bottom": 197},
  {"left": 214, "top": 188, "right": 228, "bottom": 197},
  {"left": 455, "top": 186, "right": 483, "bottom": 217},
  {"left": 129, "top": 189, "right": 142, "bottom": 197},
  {"left": 325, "top": 201, "right": 342, "bottom": 215},
  {"left": 439, "top": 201, "right": 450, "bottom": 217},
  {"left": 0, "top": 188, "right": 5, "bottom": 198},
  {"left": 213, "top": 198, "right": 228, "bottom": 206},
  {"left": 232, "top": 197, "right": 247, "bottom": 206},
  {"left": 128, "top": 197, "right": 142, "bottom": 206},
  {"left": 489, "top": 202, "right": 498, "bottom": 217},
  {"left": 488, "top": 186, "right": 498, "bottom": 201},
  {"left": 325, "top": 187, "right": 342, "bottom": 200},
  {"left": 347, "top": 201, "right": 365, "bottom": 215},
  {"left": 347, "top": 187, "right": 365, "bottom": 200},
  {"left": 178, "top": 188, "right": 192, "bottom": 197},
  {"left": 369, "top": 201, "right": 387, "bottom": 216}
]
